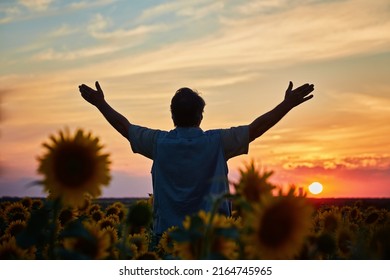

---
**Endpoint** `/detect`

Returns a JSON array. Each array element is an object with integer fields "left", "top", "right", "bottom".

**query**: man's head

[{"left": 170, "top": 87, "right": 205, "bottom": 127}]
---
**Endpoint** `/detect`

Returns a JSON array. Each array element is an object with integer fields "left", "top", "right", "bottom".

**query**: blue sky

[{"left": 1, "top": 0, "right": 390, "bottom": 198}]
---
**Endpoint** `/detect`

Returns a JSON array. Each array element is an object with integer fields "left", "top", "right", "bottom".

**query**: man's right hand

[
  {"left": 283, "top": 81, "right": 314, "bottom": 109},
  {"left": 79, "top": 81, "right": 105, "bottom": 107}
]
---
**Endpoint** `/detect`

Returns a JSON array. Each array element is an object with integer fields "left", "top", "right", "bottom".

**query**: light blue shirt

[{"left": 128, "top": 124, "right": 249, "bottom": 234}]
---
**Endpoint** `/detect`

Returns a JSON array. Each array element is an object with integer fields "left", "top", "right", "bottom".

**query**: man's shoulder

[{"left": 204, "top": 128, "right": 222, "bottom": 135}]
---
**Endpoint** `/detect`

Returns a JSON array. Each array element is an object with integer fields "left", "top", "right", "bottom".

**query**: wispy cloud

[
  {"left": 19, "top": 0, "right": 54, "bottom": 11},
  {"left": 47, "top": 24, "right": 80, "bottom": 37},
  {"left": 136, "top": 0, "right": 215, "bottom": 22},
  {"left": 282, "top": 154, "right": 390, "bottom": 171},
  {"left": 87, "top": 13, "right": 168, "bottom": 40},
  {"left": 105, "top": 0, "right": 390, "bottom": 77},
  {"left": 67, "top": 0, "right": 117, "bottom": 10},
  {"left": 175, "top": 1, "right": 224, "bottom": 20},
  {"left": 32, "top": 45, "right": 124, "bottom": 61},
  {"left": 0, "top": 0, "right": 116, "bottom": 24},
  {"left": 236, "top": 0, "right": 289, "bottom": 15},
  {"left": 0, "top": 6, "right": 21, "bottom": 24}
]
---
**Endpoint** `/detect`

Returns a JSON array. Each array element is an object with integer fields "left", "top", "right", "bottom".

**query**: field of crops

[
  {"left": 1, "top": 194, "right": 389, "bottom": 260},
  {"left": 0, "top": 128, "right": 388, "bottom": 260}
]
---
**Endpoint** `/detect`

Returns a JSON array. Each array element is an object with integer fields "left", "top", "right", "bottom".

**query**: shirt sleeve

[
  {"left": 128, "top": 124, "right": 161, "bottom": 160},
  {"left": 220, "top": 125, "right": 250, "bottom": 160}
]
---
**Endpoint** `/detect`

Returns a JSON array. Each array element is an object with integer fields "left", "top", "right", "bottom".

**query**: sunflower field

[{"left": 0, "top": 128, "right": 389, "bottom": 260}]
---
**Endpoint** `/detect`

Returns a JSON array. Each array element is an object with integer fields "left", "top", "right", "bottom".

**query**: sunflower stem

[
  {"left": 119, "top": 223, "right": 131, "bottom": 260},
  {"left": 201, "top": 194, "right": 227, "bottom": 259},
  {"left": 48, "top": 198, "right": 61, "bottom": 259}
]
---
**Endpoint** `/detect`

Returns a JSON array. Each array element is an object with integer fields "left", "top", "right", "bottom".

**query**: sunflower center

[
  {"left": 258, "top": 201, "right": 296, "bottom": 248},
  {"left": 74, "top": 236, "right": 99, "bottom": 258},
  {"left": 54, "top": 144, "right": 96, "bottom": 188}
]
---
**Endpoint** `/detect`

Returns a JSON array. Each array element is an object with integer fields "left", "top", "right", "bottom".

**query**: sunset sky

[{"left": 1, "top": 0, "right": 389, "bottom": 199}]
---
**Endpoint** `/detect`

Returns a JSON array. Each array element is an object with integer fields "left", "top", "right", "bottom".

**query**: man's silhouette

[{"left": 78, "top": 81, "right": 314, "bottom": 235}]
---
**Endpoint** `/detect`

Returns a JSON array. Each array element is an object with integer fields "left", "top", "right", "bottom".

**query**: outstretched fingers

[
  {"left": 95, "top": 81, "right": 103, "bottom": 93},
  {"left": 295, "top": 84, "right": 314, "bottom": 97},
  {"left": 79, "top": 84, "right": 95, "bottom": 94},
  {"left": 302, "top": 94, "right": 314, "bottom": 102},
  {"left": 286, "top": 81, "right": 293, "bottom": 93}
]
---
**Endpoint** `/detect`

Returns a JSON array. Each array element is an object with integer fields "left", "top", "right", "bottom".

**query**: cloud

[
  {"left": 0, "top": 0, "right": 116, "bottom": 25},
  {"left": 136, "top": 0, "right": 216, "bottom": 22},
  {"left": 7, "top": 0, "right": 390, "bottom": 74},
  {"left": 68, "top": 0, "right": 116, "bottom": 10},
  {"left": 18, "top": 0, "right": 53, "bottom": 11},
  {"left": 175, "top": 1, "right": 224, "bottom": 20},
  {"left": 282, "top": 155, "right": 390, "bottom": 171},
  {"left": 105, "top": 0, "right": 389, "bottom": 79},
  {"left": 217, "top": 0, "right": 390, "bottom": 64},
  {"left": 236, "top": 0, "right": 289, "bottom": 15},
  {"left": 87, "top": 13, "right": 169, "bottom": 40},
  {"left": 0, "top": 6, "right": 21, "bottom": 24},
  {"left": 47, "top": 24, "right": 80, "bottom": 37},
  {"left": 32, "top": 46, "right": 125, "bottom": 61}
]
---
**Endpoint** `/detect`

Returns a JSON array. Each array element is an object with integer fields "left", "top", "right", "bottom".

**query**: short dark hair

[{"left": 170, "top": 87, "right": 205, "bottom": 127}]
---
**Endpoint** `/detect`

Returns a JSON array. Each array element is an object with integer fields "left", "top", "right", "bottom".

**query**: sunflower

[
  {"left": 320, "top": 209, "right": 342, "bottom": 233},
  {"left": 336, "top": 226, "right": 356, "bottom": 259},
  {"left": 4, "top": 202, "right": 30, "bottom": 223},
  {"left": 172, "top": 237, "right": 200, "bottom": 260},
  {"left": 31, "top": 199, "right": 43, "bottom": 210},
  {"left": 126, "top": 200, "right": 153, "bottom": 232},
  {"left": 0, "top": 237, "right": 34, "bottom": 260},
  {"left": 77, "top": 193, "right": 93, "bottom": 213},
  {"left": 127, "top": 233, "right": 149, "bottom": 257},
  {"left": 244, "top": 194, "right": 313, "bottom": 259},
  {"left": 58, "top": 207, "right": 78, "bottom": 228},
  {"left": 349, "top": 207, "right": 362, "bottom": 223},
  {"left": 20, "top": 197, "right": 33, "bottom": 209},
  {"left": 90, "top": 209, "right": 105, "bottom": 223},
  {"left": 364, "top": 210, "right": 380, "bottom": 225},
  {"left": 157, "top": 226, "right": 178, "bottom": 255},
  {"left": 5, "top": 220, "right": 26, "bottom": 237},
  {"left": 63, "top": 221, "right": 110, "bottom": 259},
  {"left": 369, "top": 225, "right": 390, "bottom": 259},
  {"left": 37, "top": 128, "right": 111, "bottom": 207},
  {"left": 111, "top": 202, "right": 126, "bottom": 221},
  {"left": 0, "top": 234, "right": 12, "bottom": 245},
  {"left": 97, "top": 216, "right": 118, "bottom": 230},
  {"left": 101, "top": 226, "right": 118, "bottom": 246},
  {"left": 315, "top": 232, "right": 337, "bottom": 258},
  {"left": 0, "top": 201, "right": 11, "bottom": 212},
  {"left": 105, "top": 204, "right": 121, "bottom": 220},
  {"left": 87, "top": 203, "right": 100, "bottom": 214},
  {"left": 173, "top": 210, "right": 240, "bottom": 259},
  {"left": 233, "top": 161, "right": 276, "bottom": 202}
]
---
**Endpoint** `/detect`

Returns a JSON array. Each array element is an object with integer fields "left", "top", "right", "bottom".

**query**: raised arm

[
  {"left": 79, "top": 81, "right": 130, "bottom": 139},
  {"left": 248, "top": 81, "right": 314, "bottom": 142}
]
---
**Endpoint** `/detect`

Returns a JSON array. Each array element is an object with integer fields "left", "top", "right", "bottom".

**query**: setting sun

[{"left": 308, "top": 182, "right": 323, "bottom": 195}]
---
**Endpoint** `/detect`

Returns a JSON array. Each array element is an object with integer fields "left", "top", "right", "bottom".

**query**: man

[{"left": 78, "top": 81, "right": 314, "bottom": 235}]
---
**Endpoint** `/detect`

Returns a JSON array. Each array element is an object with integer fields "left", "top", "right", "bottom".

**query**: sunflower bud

[{"left": 126, "top": 201, "right": 153, "bottom": 228}]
